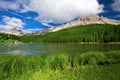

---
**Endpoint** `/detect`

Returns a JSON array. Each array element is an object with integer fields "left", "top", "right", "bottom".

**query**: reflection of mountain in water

[
  {"left": 6, "top": 50, "right": 25, "bottom": 55},
  {"left": 5, "top": 50, "right": 42, "bottom": 55}
]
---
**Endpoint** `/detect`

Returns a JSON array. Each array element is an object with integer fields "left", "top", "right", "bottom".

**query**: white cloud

[
  {"left": 26, "top": 28, "right": 42, "bottom": 31},
  {"left": 41, "top": 23, "right": 54, "bottom": 28},
  {"left": 22, "top": 28, "right": 42, "bottom": 34},
  {"left": 0, "top": 16, "right": 25, "bottom": 33},
  {"left": 2, "top": 16, "right": 25, "bottom": 29},
  {"left": 0, "top": 16, "right": 41, "bottom": 34},
  {"left": 111, "top": 0, "right": 120, "bottom": 12},
  {"left": 22, "top": 0, "right": 103, "bottom": 24},
  {"left": 0, "top": 0, "right": 104, "bottom": 24},
  {"left": 0, "top": 0, "right": 19, "bottom": 10},
  {"left": 0, "top": 25, "right": 10, "bottom": 33}
]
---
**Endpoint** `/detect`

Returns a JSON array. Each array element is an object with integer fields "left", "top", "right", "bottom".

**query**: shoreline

[{"left": 0, "top": 42, "right": 120, "bottom": 45}]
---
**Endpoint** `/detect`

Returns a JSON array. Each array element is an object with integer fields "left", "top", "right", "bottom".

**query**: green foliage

[
  {"left": 20, "top": 24, "right": 120, "bottom": 43},
  {"left": 80, "top": 52, "right": 105, "bottom": 65},
  {"left": 0, "top": 33, "right": 20, "bottom": 43},
  {"left": 81, "top": 64, "right": 120, "bottom": 80},
  {"left": 102, "top": 51, "right": 120, "bottom": 64}
]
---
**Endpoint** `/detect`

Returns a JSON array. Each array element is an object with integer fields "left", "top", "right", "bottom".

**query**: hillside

[
  {"left": 41, "top": 14, "right": 120, "bottom": 33},
  {"left": 20, "top": 24, "right": 120, "bottom": 43}
]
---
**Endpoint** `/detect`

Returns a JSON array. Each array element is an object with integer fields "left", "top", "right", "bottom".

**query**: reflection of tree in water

[
  {"left": 0, "top": 44, "right": 120, "bottom": 55},
  {"left": 39, "top": 44, "right": 120, "bottom": 55}
]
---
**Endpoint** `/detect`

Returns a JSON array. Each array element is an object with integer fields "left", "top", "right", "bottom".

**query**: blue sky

[{"left": 0, "top": 0, "right": 120, "bottom": 33}]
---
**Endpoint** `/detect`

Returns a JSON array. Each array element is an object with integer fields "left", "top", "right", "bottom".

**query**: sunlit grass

[{"left": 0, "top": 50, "right": 120, "bottom": 80}]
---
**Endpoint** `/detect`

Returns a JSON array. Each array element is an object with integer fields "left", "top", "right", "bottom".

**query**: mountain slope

[
  {"left": 21, "top": 24, "right": 120, "bottom": 43},
  {"left": 50, "top": 15, "right": 120, "bottom": 32}
]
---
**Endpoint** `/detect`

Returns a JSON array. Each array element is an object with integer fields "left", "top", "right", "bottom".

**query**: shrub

[{"left": 78, "top": 52, "right": 105, "bottom": 65}]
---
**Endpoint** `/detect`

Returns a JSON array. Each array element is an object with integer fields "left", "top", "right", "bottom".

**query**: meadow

[{"left": 0, "top": 50, "right": 120, "bottom": 80}]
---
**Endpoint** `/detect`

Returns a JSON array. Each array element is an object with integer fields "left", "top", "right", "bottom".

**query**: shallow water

[{"left": 0, "top": 43, "right": 120, "bottom": 55}]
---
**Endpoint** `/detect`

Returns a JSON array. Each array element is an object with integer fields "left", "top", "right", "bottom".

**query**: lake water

[{"left": 0, "top": 43, "right": 120, "bottom": 55}]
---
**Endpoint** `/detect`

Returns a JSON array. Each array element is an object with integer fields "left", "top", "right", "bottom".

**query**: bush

[{"left": 78, "top": 52, "right": 105, "bottom": 65}]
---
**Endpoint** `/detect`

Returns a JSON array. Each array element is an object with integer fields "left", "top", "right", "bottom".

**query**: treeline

[
  {"left": 20, "top": 24, "right": 120, "bottom": 43},
  {"left": 0, "top": 33, "right": 20, "bottom": 43}
]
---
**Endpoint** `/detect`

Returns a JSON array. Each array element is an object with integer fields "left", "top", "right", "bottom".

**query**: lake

[{"left": 0, "top": 43, "right": 120, "bottom": 55}]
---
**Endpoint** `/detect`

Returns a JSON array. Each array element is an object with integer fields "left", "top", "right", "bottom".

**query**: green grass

[
  {"left": 0, "top": 51, "right": 120, "bottom": 80},
  {"left": 20, "top": 24, "right": 120, "bottom": 43},
  {"left": 27, "top": 64, "right": 120, "bottom": 80}
]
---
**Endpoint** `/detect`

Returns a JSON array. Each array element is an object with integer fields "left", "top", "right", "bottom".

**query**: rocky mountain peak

[
  {"left": 50, "top": 14, "right": 120, "bottom": 32},
  {"left": 6, "top": 28, "right": 23, "bottom": 36}
]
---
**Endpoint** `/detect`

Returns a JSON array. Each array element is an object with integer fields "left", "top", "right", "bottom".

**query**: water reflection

[
  {"left": 5, "top": 50, "right": 26, "bottom": 55},
  {"left": 0, "top": 43, "right": 120, "bottom": 55}
]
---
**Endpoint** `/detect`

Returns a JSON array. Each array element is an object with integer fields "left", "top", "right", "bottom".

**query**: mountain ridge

[
  {"left": 49, "top": 14, "right": 120, "bottom": 32},
  {"left": 6, "top": 28, "right": 23, "bottom": 36}
]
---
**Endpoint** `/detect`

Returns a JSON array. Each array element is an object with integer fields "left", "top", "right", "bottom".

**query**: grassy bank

[
  {"left": 0, "top": 50, "right": 120, "bottom": 80},
  {"left": 21, "top": 24, "right": 120, "bottom": 43}
]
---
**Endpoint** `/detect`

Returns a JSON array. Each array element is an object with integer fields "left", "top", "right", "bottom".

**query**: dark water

[{"left": 0, "top": 43, "right": 120, "bottom": 55}]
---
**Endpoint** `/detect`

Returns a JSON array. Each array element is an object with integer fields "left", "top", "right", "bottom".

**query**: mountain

[
  {"left": 36, "top": 28, "right": 50, "bottom": 35},
  {"left": 6, "top": 28, "right": 23, "bottom": 36},
  {"left": 50, "top": 14, "right": 120, "bottom": 32},
  {"left": 21, "top": 24, "right": 120, "bottom": 43}
]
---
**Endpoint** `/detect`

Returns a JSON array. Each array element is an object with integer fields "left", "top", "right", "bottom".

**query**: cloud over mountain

[
  {"left": 23, "top": 0, "right": 104, "bottom": 24},
  {"left": 0, "top": 16, "right": 25, "bottom": 33}
]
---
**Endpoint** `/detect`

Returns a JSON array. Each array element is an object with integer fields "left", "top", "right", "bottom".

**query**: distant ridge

[
  {"left": 6, "top": 28, "right": 23, "bottom": 36},
  {"left": 49, "top": 14, "right": 120, "bottom": 32}
]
